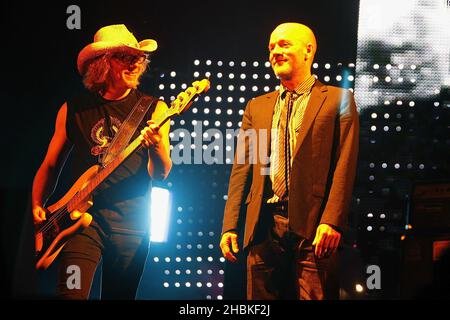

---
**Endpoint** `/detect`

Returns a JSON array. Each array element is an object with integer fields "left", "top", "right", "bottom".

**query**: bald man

[{"left": 220, "top": 23, "right": 359, "bottom": 300}]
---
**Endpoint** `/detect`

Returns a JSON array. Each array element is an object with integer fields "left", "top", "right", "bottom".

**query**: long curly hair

[{"left": 82, "top": 53, "right": 149, "bottom": 93}]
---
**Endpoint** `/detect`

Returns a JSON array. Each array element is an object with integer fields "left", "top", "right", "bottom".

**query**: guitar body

[{"left": 35, "top": 165, "right": 100, "bottom": 270}]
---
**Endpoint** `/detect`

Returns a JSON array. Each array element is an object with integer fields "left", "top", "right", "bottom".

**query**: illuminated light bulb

[
  {"left": 194, "top": 60, "right": 200, "bottom": 66},
  {"left": 355, "top": 284, "right": 364, "bottom": 293}
]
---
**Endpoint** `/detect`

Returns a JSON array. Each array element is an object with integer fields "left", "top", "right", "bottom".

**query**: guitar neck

[{"left": 66, "top": 109, "right": 171, "bottom": 212}]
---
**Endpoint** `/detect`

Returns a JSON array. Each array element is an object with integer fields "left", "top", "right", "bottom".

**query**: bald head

[
  {"left": 269, "top": 22, "right": 317, "bottom": 88},
  {"left": 271, "top": 23, "right": 317, "bottom": 56}
]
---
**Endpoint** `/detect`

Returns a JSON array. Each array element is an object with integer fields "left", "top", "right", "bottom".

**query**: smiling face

[
  {"left": 108, "top": 52, "right": 148, "bottom": 90},
  {"left": 269, "top": 23, "right": 316, "bottom": 86}
]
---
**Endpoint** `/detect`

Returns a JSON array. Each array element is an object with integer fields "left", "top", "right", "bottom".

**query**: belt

[{"left": 264, "top": 201, "right": 289, "bottom": 217}]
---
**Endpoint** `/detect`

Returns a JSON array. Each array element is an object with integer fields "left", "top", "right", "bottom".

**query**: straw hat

[{"left": 77, "top": 24, "right": 157, "bottom": 75}]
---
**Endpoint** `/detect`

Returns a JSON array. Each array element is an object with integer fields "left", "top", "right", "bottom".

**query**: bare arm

[
  {"left": 32, "top": 103, "right": 72, "bottom": 222},
  {"left": 140, "top": 100, "right": 172, "bottom": 181}
]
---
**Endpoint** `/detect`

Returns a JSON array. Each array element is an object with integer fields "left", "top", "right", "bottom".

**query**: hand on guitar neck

[
  {"left": 140, "top": 120, "right": 162, "bottom": 149},
  {"left": 33, "top": 205, "right": 48, "bottom": 223}
]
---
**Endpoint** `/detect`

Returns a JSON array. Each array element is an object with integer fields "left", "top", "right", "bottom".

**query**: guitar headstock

[{"left": 168, "top": 79, "right": 210, "bottom": 116}]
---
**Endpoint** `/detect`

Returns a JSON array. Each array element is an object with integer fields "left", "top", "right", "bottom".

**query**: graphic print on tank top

[{"left": 89, "top": 116, "right": 122, "bottom": 160}]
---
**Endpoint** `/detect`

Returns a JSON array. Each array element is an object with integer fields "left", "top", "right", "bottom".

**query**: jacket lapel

[
  {"left": 292, "top": 81, "right": 328, "bottom": 159},
  {"left": 260, "top": 91, "right": 278, "bottom": 157}
]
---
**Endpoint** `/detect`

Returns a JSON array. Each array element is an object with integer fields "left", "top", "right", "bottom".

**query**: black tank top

[{"left": 66, "top": 89, "right": 157, "bottom": 235}]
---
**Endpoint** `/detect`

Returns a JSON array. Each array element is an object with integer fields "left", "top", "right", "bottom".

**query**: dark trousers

[
  {"left": 56, "top": 224, "right": 149, "bottom": 300},
  {"left": 247, "top": 213, "right": 339, "bottom": 300}
]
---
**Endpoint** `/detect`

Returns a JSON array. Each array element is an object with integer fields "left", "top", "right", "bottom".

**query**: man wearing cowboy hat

[{"left": 31, "top": 24, "right": 172, "bottom": 299}]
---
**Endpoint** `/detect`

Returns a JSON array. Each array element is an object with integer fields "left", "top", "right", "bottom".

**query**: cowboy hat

[{"left": 77, "top": 24, "right": 158, "bottom": 75}]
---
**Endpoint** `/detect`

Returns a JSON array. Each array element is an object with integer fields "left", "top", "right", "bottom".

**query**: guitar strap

[{"left": 100, "top": 95, "right": 156, "bottom": 167}]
